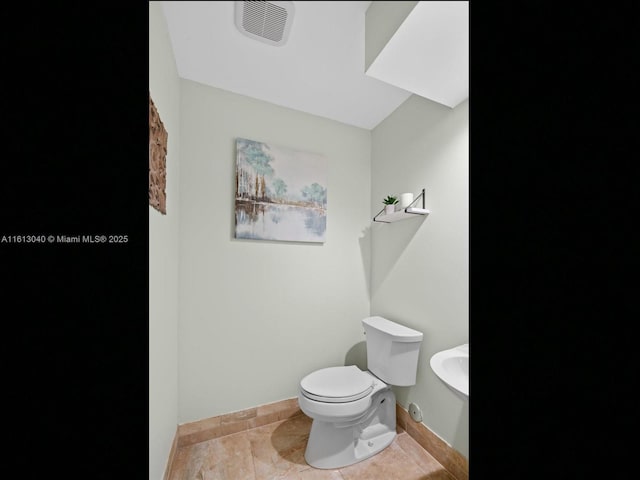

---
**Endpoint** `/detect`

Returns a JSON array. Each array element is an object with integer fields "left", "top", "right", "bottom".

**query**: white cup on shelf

[{"left": 397, "top": 192, "right": 414, "bottom": 210}]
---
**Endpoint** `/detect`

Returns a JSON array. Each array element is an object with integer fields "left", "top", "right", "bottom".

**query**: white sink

[{"left": 430, "top": 344, "right": 468, "bottom": 397}]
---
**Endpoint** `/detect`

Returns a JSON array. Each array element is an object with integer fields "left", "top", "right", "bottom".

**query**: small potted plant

[{"left": 383, "top": 195, "right": 398, "bottom": 214}]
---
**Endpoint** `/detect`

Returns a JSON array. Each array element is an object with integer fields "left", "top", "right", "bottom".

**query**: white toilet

[{"left": 297, "top": 316, "right": 423, "bottom": 469}]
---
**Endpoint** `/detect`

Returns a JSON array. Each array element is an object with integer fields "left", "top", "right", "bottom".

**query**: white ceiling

[{"left": 160, "top": 1, "right": 468, "bottom": 130}]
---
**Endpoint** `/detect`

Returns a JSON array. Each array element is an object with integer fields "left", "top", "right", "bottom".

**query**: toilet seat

[{"left": 300, "top": 366, "right": 374, "bottom": 403}]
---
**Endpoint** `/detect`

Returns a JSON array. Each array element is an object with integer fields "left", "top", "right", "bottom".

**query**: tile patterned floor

[{"left": 168, "top": 412, "right": 457, "bottom": 480}]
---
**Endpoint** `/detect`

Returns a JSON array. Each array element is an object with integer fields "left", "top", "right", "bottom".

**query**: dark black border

[
  {"left": 471, "top": 4, "right": 637, "bottom": 477},
  {"left": 2, "top": 5, "right": 149, "bottom": 477}
]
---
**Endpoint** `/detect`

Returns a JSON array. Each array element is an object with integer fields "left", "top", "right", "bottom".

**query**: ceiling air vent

[{"left": 234, "top": 1, "right": 295, "bottom": 46}]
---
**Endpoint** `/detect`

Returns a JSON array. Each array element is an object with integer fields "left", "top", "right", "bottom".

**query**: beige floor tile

[
  {"left": 169, "top": 409, "right": 459, "bottom": 480},
  {"left": 338, "top": 440, "right": 427, "bottom": 480},
  {"left": 167, "top": 443, "right": 193, "bottom": 479},
  {"left": 248, "top": 414, "right": 313, "bottom": 479},
  {"left": 394, "top": 432, "right": 456, "bottom": 479},
  {"left": 278, "top": 467, "right": 345, "bottom": 479},
  {"left": 169, "top": 431, "right": 256, "bottom": 480}
]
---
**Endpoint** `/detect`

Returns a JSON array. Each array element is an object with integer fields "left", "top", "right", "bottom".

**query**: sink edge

[{"left": 430, "top": 345, "right": 469, "bottom": 397}]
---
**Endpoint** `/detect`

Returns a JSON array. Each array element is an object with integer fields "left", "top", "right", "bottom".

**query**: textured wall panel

[{"left": 149, "top": 93, "right": 167, "bottom": 214}]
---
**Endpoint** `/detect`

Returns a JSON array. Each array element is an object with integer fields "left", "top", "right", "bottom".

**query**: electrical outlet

[{"left": 408, "top": 402, "right": 422, "bottom": 422}]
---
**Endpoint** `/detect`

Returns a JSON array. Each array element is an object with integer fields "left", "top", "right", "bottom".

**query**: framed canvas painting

[{"left": 235, "top": 138, "right": 327, "bottom": 242}]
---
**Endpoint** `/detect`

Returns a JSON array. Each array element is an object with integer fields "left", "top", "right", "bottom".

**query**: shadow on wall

[
  {"left": 454, "top": 396, "right": 468, "bottom": 447},
  {"left": 344, "top": 341, "right": 367, "bottom": 370},
  {"left": 358, "top": 226, "right": 371, "bottom": 300},
  {"left": 392, "top": 385, "right": 412, "bottom": 407},
  {"left": 369, "top": 216, "right": 426, "bottom": 296}
]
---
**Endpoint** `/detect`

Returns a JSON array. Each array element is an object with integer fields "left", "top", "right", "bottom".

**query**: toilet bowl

[{"left": 298, "top": 316, "right": 423, "bottom": 469}]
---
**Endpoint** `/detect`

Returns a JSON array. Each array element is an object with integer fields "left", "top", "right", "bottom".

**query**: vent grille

[{"left": 235, "top": 1, "right": 294, "bottom": 46}]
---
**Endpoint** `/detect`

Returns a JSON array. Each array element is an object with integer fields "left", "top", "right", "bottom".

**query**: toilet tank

[{"left": 362, "top": 316, "right": 423, "bottom": 386}]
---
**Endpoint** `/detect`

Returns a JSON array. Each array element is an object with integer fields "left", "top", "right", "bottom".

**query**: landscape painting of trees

[{"left": 235, "top": 138, "right": 327, "bottom": 242}]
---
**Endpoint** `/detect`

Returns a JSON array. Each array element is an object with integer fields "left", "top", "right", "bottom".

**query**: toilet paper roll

[{"left": 398, "top": 193, "right": 414, "bottom": 209}]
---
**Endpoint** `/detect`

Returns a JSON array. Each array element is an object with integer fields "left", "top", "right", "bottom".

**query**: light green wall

[
  {"left": 149, "top": 2, "right": 181, "bottom": 479},
  {"left": 177, "top": 80, "right": 372, "bottom": 423},
  {"left": 371, "top": 95, "right": 469, "bottom": 458}
]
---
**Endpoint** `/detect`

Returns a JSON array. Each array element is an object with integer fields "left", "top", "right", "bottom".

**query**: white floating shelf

[
  {"left": 374, "top": 207, "right": 430, "bottom": 223},
  {"left": 373, "top": 188, "right": 431, "bottom": 223}
]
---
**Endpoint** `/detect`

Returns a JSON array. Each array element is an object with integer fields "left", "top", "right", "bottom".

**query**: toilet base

[{"left": 304, "top": 389, "right": 396, "bottom": 469}]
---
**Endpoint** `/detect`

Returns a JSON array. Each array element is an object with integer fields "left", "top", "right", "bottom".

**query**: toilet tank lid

[{"left": 362, "top": 316, "right": 423, "bottom": 342}]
